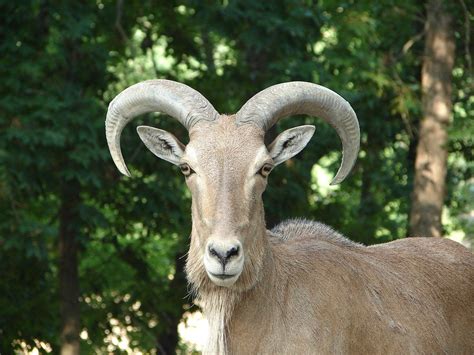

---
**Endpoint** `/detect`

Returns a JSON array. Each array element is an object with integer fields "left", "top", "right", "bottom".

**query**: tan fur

[{"left": 181, "top": 117, "right": 474, "bottom": 354}]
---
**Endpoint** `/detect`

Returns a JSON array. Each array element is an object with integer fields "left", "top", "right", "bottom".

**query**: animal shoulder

[{"left": 269, "top": 219, "right": 362, "bottom": 248}]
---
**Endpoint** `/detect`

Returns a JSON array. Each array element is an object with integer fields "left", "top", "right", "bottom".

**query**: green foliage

[{"left": 0, "top": 0, "right": 472, "bottom": 353}]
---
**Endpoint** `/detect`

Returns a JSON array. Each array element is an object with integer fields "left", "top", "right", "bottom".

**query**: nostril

[
  {"left": 209, "top": 246, "right": 219, "bottom": 258},
  {"left": 207, "top": 243, "right": 241, "bottom": 267},
  {"left": 226, "top": 246, "right": 239, "bottom": 259}
]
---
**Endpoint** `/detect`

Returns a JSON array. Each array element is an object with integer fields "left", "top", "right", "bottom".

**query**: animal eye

[
  {"left": 180, "top": 163, "right": 195, "bottom": 177},
  {"left": 259, "top": 163, "right": 273, "bottom": 177}
]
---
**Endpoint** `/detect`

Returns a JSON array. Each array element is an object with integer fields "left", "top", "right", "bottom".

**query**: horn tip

[
  {"left": 330, "top": 172, "right": 347, "bottom": 185},
  {"left": 118, "top": 165, "right": 132, "bottom": 177}
]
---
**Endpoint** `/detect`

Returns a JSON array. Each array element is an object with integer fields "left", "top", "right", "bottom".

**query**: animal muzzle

[{"left": 204, "top": 239, "right": 244, "bottom": 287}]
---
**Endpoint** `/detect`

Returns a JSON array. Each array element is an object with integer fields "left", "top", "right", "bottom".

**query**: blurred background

[{"left": 0, "top": 0, "right": 472, "bottom": 354}]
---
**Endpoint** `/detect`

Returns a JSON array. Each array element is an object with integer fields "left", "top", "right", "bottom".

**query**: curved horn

[
  {"left": 105, "top": 79, "right": 218, "bottom": 177},
  {"left": 236, "top": 81, "right": 360, "bottom": 185}
]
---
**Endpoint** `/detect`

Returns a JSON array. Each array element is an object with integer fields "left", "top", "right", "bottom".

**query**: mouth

[{"left": 209, "top": 272, "right": 236, "bottom": 280}]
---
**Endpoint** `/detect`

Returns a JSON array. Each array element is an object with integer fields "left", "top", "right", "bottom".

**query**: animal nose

[{"left": 208, "top": 244, "right": 240, "bottom": 266}]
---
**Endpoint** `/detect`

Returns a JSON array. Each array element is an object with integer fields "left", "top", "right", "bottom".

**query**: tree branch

[
  {"left": 115, "top": 0, "right": 128, "bottom": 43},
  {"left": 458, "top": 0, "right": 472, "bottom": 74}
]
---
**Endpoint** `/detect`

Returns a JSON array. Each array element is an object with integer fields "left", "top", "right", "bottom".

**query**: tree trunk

[
  {"left": 156, "top": 253, "right": 188, "bottom": 354},
  {"left": 409, "top": 0, "right": 455, "bottom": 238},
  {"left": 59, "top": 181, "right": 81, "bottom": 355}
]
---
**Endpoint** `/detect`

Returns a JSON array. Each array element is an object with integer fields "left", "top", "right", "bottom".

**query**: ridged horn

[
  {"left": 105, "top": 79, "right": 218, "bottom": 177},
  {"left": 236, "top": 81, "right": 360, "bottom": 185}
]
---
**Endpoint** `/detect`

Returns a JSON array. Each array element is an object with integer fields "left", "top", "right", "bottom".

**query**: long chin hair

[
  {"left": 186, "top": 255, "right": 240, "bottom": 355},
  {"left": 198, "top": 287, "right": 240, "bottom": 354},
  {"left": 185, "top": 235, "right": 268, "bottom": 354}
]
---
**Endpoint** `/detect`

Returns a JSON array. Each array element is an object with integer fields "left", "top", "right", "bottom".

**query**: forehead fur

[{"left": 185, "top": 115, "right": 266, "bottom": 167}]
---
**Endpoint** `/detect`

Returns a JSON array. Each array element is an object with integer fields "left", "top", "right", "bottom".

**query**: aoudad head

[{"left": 105, "top": 80, "right": 360, "bottom": 288}]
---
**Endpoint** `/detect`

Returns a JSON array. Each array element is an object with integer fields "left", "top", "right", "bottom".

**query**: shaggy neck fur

[{"left": 186, "top": 198, "right": 270, "bottom": 354}]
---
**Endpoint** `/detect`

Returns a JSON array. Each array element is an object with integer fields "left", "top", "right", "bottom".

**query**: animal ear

[
  {"left": 136, "top": 126, "right": 185, "bottom": 166},
  {"left": 267, "top": 125, "right": 315, "bottom": 166}
]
